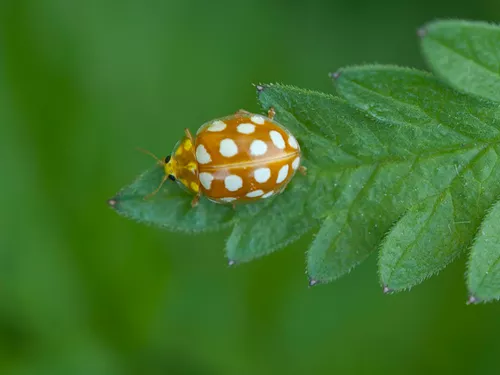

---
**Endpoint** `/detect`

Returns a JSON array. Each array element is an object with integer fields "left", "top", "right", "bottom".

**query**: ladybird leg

[
  {"left": 235, "top": 109, "right": 251, "bottom": 116},
  {"left": 231, "top": 202, "right": 236, "bottom": 210},
  {"left": 144, "top": 174, "right": 169, "bottom": 200},
  {"left": 299, "top": 165, "right": 307, "bottom": 176},
  {"left": 184, "top": 128, "right": 195, "bottom": 142},
  {"left": 267, "top": 107, "right": 276, "bottom": 120},
  {"left": 191, "top": 194, "right": 200, "bottom": 208}
]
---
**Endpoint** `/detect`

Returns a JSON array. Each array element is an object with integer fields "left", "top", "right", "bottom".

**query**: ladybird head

[
  {"left": 168, "top": 136, "right": 200, "bottom": 194},
  {"left": 163, "top": 155, "right": 177, "bottom": 181},
  {"left": 138, "top": 147, "right": 196, "bottom": 201},
  {"left": 139, "top": 130, "right": 200, "bottom": 200}
]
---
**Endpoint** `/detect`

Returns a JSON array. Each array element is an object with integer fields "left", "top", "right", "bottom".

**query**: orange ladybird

[{"left": 149, "top": 108, "right": 304, "bottom": 207}]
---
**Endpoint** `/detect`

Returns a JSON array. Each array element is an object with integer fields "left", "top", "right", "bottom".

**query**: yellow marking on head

[
  {"left": 183, "top": 139, "right": 192, "bottom": 151},
  {"left": 164, "top": 159, "right": 175, "bottom": 176},
  {"left": 190, "top": 182, "right": 199, "bottom": 193},
  {"left": 175, "top": 146, "right": 183, "bottom": 156},
  {"left": 180, "top": 178, "right": 188, "bottom": 186},
  {"left": 186, "top": 161, "right": 197, "bottom": 173}
]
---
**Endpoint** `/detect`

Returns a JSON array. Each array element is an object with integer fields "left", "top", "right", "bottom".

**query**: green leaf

[
  {"left": 379, "top": 191, "right": 460, "bottom": 291},
  {"left": 109, "top": 166, "right": 235, "bottom": 233},
  {"left": 226, "top": 180, "right": 317, "bottom": 263},
  {"left": 420, "top": 20, "right": 500, "bottom": 102},
  {"left": 256, "top": 86, "right": 400, "bottom": 278},
  {"left": 468, "top": 198, "right": 500, "bottom": 302},
  {"left": 227, "top": 87, "right": 371, "bottom": 264},
  {"left": 330, "top": 65, "right": 500, "bottom": 288},
  {"left": 112, "top": 64, "right": 500, "bottom": 292}
]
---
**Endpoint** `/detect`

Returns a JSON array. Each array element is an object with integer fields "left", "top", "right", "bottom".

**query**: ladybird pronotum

[{"left": 149, "top": 108, "right": 303, "bottom": 207}]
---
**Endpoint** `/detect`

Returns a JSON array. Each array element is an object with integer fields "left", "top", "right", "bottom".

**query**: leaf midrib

[
  {"left": 275, "top": 96, "right": 500, "bottom": 171},
  {"left": 426, "top": 35, "right": 500, "bottom": 80},
  {"left": 475, "top": 253, "right": 500, "bottom": 297},
  {"left": 385, "top": 146, "right": 492, "bottom": 284},
  {"left": 344, "top": 77, "right": 500, "bottom": 141},
  {"left": 312, "top": 141, "right": 499, "bottom": 174},
  {"left": 385, "top": 192, "right": 449, "bottom": 285},
  {"left": 471, "top": 205, "right": 500, "bottom": 296},
  {"left": 320, "top": 163, "right": 381, "bottom": 262}
]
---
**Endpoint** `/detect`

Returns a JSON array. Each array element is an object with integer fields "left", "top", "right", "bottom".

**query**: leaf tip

[
  {"left": 416, "top": 25, "right": 428, "bottom": 38},
  {"left": 466, "top": 295, "right": 479, "bottom": 305},
  {"left": 107, "top": 197, "right": 119, "bottom": 209},
  {"left": 254, "top": 84, "right": 266, "bottom": 93},
  {"left": 308, "top": 278, "right": 319, "bottom": 287},
  {"left": 328, "top": 71, "right": 342, "bottom": 80},
  {"left": 383, "top": 285, "right": 392, "bottom": 294}
]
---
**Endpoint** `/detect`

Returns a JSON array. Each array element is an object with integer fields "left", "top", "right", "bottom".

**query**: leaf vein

[
  {"left": 344, "top": 78, "right": 477, "bottom": 142},
  {"left": 325, "top": 164, "right": 381, "bottom": 250},
  {"left": 386, "top": 192, "right": 450, "bottom": 283},
  {"left": 428, "top": 36, "right": 500, "bottom": 81}
]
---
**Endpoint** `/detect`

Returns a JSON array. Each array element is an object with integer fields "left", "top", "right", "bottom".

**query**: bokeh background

[{"left": 2, "top": 0, "right": 500, "bottom": 374}]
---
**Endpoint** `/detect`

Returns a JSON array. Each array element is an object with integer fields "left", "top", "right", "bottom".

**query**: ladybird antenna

[
  {"left": 144, "top": 174, "right": 169, "bottom": 200},
  {"left": 136, "top": 147, "right": 164, "bottom": 165}
]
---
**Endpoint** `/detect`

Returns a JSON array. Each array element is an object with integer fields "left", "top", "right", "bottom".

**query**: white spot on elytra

[
  {"left": 251, "top": 115, "right": 265, "bottom": 124},
  {"left": 237, "top": 123, "right": 255, "bottom": 134},
  {"left": 199, "top": 172, "right": 214, "bottom": 190},
  {"left": 288, "top": 136, "right": 298, "bottom": 149},
  {"left": 254, "top": 168, "right": 271, "bottom": 183},
  {"left": 224, "top": 175, "right": 243, "bottom": 191},
  {"left": 292, "top": 157, "right": 300, "bottom": 170},
  {"left": 270, "top": 130, "right": 285, "bottom": 149},
  {"left": 220, "top": 197, "right": 236, "bottom": 202},
  {"left": 277, "top": 164, "right": 289, "bottom": 183},
  {"left": 250, "top": 140, "right": 268, "bottom": 156},
  {"left": 246, "top": 189, "right": 264, "bottom": 198},
  {"left": 262, "top": 191, "right": 274, "bottom": 198},
  {"left": 196, "top": 144, "right": 211, "bottom": 164},
  {"left": 207, "top": 120, "right": 226, "bottom": 132},
  {"left": 219, "top": 138, "right": 238, "bottom": 157}
]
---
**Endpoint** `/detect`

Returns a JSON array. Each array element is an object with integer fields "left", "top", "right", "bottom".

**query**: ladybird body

[{"left": 163, "top": 109, "right": 302, "bottom": 206}]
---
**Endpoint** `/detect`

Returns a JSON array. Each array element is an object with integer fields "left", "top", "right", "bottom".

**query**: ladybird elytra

[{"left": 148, "top": 108, "right": 303, "bottom": 207}]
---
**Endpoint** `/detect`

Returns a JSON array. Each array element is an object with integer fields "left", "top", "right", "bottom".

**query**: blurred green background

[{"left": 2, "top": 0, "right": 500, "bottom": 374}]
